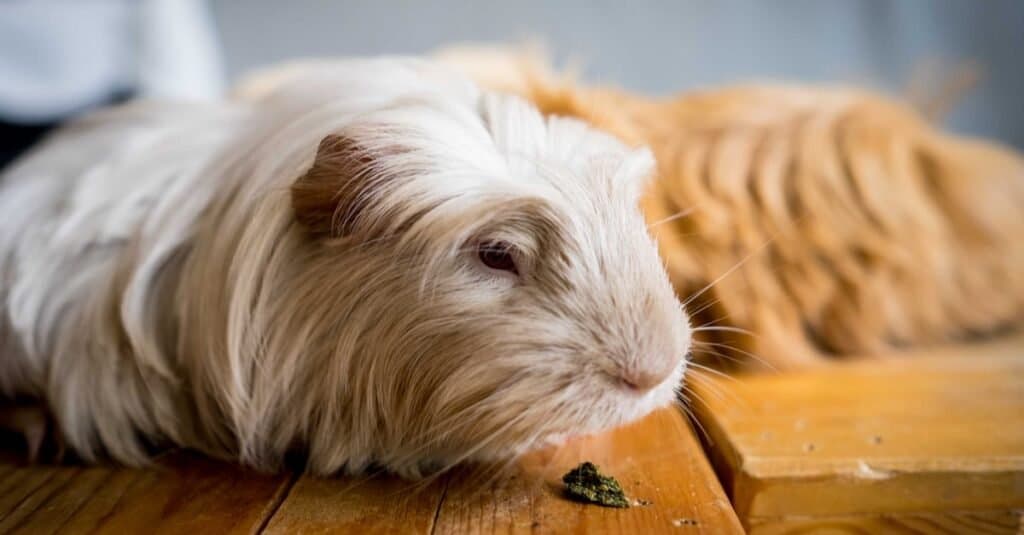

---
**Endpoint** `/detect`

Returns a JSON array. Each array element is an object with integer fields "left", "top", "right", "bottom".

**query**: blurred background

[
  {"left": 2, "top": 0, "right": 1023, "bottom": 170},
  {"left": 213, "top": 0, "right": 1024, "bottom": 150}
]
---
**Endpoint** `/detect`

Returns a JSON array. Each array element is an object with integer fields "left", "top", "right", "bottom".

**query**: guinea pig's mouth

[
  {"left": 521, "top": 379, "right": 680, "bottom": 452},
  {"left": 486, "top": 361, "right": 687, "bottom": 461},
  {"left": 600, "top": 358, "right": 687, "bottom": 398},
  {"left": 550, "top": 361, "right": 686, "bottom": 440},
  {"left": 601, "top": 371, "right": 670, "bottom": 397}
]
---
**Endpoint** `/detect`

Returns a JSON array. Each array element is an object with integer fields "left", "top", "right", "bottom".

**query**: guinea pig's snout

[
  {"left": 614, "top": 366, "right": 671, "bottom": 391},
  {"left": 616, "top": 359, "right": 677, "bottom": 393},
  {"left": 614, "top": 316, "right": 690, "bottom": 394}
]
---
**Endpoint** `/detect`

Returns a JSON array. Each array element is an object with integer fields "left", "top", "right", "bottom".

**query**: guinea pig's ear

[{"left": 291, "top": 134, "right": 379, "bottom": 238}]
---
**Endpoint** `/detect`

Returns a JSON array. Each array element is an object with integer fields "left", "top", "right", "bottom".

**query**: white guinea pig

[{"left": 0, "top": 58, "right": 690, "bottom": 477}]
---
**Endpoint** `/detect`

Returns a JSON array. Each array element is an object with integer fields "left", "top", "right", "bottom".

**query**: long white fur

[{"left": 0, "top": 58, "right": 689, "bottom": 476}]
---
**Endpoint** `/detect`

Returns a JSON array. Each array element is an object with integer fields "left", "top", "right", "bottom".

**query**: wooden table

[
  {"left": 0, "top": 407, "right": 742, "bottom": 534},
  {"left": 6, "top": 336, "right": 1023, "bottom": 533},
  {"left": 691, "top": 336, "right": 1024, "bottom": 533}
]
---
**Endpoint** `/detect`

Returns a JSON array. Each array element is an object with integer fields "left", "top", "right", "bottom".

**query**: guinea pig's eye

[{"left": 477, "top": 241, "right": 519, "bottom": 275}]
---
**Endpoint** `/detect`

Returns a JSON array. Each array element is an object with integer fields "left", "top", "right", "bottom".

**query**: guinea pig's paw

[
  {"left": 389, "top": 458, "right": 449, "bottom": 479},
  {"left": 416, "top": 458, "right": 451, "bottom": 477},
  {"left": 0, "top": 401, "right": 66, "bottom": 464}
]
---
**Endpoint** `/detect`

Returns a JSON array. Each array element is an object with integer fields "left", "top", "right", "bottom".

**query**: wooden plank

[
  {"left": 433, "top": 407, "right": 743, "bottom": 534},
  {"left": 7, "top": 466, "right": 123, "bottom": 535},
  {"left": 0, "top": 451, "right": 291, "bottom": 535},
  {"left": 262, "top": 472, "right": 447, "bottom": 534},
  {"left": 691, "top": 335, "right": 1024, "bottom": 530},
  {"left": 0, "top": 465, "right": 76, "bottom": 533},
  {"left": 747, "top": 510, "right": 1023, "bottom": 535}
]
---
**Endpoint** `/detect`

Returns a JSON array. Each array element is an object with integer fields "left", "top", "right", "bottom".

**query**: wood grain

[
  {"left": 0, "top": 407, "right": 739, "bottom": 533},
  {"left": 691, "top": 334, "right": 1024, "bottom": 531},
  {"left": 262, "top": 472, "right": 448, "bottom": 534},
  {"left": 747, "top": 510, "right": 1023, "bottom": 535},
  {"left": 261, "top": 407, "right": 742, "bottom": 534},
  {"left": 433, "top": 407, "right": 743, "bottom": 534},
  {"left": 0, "top": 452, "right": 291, "bottom": 535}
]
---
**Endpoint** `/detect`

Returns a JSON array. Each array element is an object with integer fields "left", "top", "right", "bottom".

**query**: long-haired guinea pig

[{"left": 0, "top": 58, "right": 690, "bottom": 477}]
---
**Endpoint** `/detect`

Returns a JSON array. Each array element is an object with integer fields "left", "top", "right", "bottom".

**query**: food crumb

[
  {"left": 562, "top": 462, "right": 630, "bottom": 508},
  {"left": 631, "top": 498, "right": 653, "bottom": 507},
  {"left": 672, "top": 518, "right": 699, "bottom": 527}
]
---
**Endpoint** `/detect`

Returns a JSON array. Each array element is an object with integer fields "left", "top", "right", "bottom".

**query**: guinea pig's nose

[{"left": 618, "top": 366, "right": 672, "bottom": 393}]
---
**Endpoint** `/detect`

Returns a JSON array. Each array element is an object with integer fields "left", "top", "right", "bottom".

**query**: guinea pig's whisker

[
  {"left": 684, "top": 381, "right": 733, "bottom": 409},
  {"left": 681, "top": 236, "right": 775, "bottom": 308},
  {"left": 691, "top": 325, "right": 756, "bottom": 337},
  {"left": 681, "top": 382, "right": 731, "bottom": 412},
  {"left": 691, "top": 343, "right": 744, "bottom": 368},
  {"left": 693, "top": 340, "right": 777, "bottom": 372},
  {"left": 647, "top": 206, "right": 696, "bottom": 229},
  {"left": 700, "top": 340, "right": 771, "bottom": 366},
  {"left": 660, "top": 230, "right": 709, "bottom": 239},
  {"left": 685, "top": 360, "right": 737, "bottom": 383},
  {"left": 692, "top": 315, "right": 764, "bottom": 340},
  {"left": 684, "top": 375, "right": 728, "bottom": 397},
  {"left": 674, "top": 397, "right": 712, "bottom": 444},
  {"left": 686, "top": 297, "right": 722, "bottom": 318},
  {"left": 685, "top": 365, "right": 750, "bottom": 411},
  {"left": 690, "top": 312, "right": 730, "bottom": 327}
]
